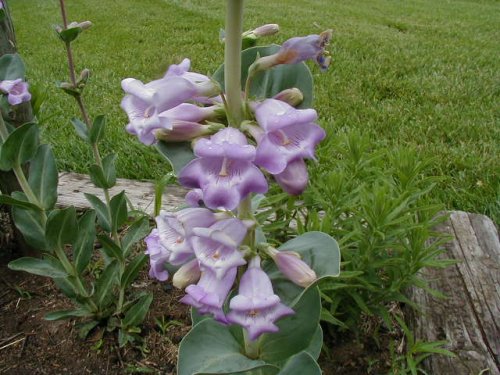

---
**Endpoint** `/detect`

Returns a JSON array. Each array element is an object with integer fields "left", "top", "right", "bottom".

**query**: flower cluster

[{"left": 122, "top": 30, "right": 329, "bottom": 341}]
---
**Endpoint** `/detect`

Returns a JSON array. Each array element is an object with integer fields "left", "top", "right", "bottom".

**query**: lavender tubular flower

[
  {"left": 180, "top": 267, "right": 237, "bottom": 323},
  {"left": 191, "top": 218, "right": 247, "bottom": 279},
  {"left": 155, "top": 208, "right": 216, "bottom": 265},
  {"left": 253, "top": 99, "right": 325, "bottom": 175},
  {"left": 179, "top": 128, "right": 268, "bottom": 210},
  {"left": 0, "top": 79, "right": 31, "bottom": 105},
  {"left": 274, "top": 158, "right": 309, "bottom": 195},
  {"left": 268, "top": 248, "right": 317, "bottom": 288},
  {"left": 253, "top": 29, "right": 332, "bottom": 71},
  {"left": 121, "top": 76, "right": 198, "bottom": 145},
  {"left": 144, "top": 229, "right": 170, "bottom": 281},
  {"left": 227, "top": 257, "right": 294, "bottom": 341}
]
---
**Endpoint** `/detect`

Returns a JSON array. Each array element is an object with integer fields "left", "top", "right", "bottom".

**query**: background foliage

[{"left": 9, "top": 0, "right": 499, "bottom": 223}]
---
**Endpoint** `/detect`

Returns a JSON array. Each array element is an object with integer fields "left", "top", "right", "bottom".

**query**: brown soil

[{"left": 0, "top": 248, "right": 396, "bottom": 375}]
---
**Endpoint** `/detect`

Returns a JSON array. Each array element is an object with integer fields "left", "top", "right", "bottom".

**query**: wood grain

[{"left": 408, "top": 211, "right": 499, "bottom": 375}]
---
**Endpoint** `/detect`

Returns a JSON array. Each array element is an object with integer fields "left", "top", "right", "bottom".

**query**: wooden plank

[
  {"left": 407, "top": 211, "right": 500, "bottom": 375},
  {"left": 57, "top": 172, "right": 187, "bottom": 216}
]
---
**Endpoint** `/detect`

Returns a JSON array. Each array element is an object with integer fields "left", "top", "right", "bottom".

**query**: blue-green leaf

[
  {"left": 97, "top": 234, "right": 124, "bottom": 262},
  {"left": 0, "top": 122, "right": 39, "bottom": 171},
  {"left": 45, "top": 207, "right": 78, "bottom": 250},
  {"left": 213, "top": 45, "right": 314, "bottom": 108},
  {"left": 93, "top": 260, "right": 119, "bottom": 307},
  {"left": 28, "top": 144, "right": 58, "bottom": 210},
  {"left": 155, "top": 141, "right": 195, "bottom": 176},
  {"left": 264, "top": 231, "right": 341, "bottom": 306},
  {"left": 0, "top": 53, "right": 26, "bottom": 80},
  {"left": 122, "top": 293, "right": 153, "bottom": 328},
  {"left": 89, "top": 115, "right": 106, "bottom": 144},
  {"left": 121, "top": 254, "right": 147, "bottom": 289},
  {"left": 110, "top": 191, "right": 127, "bottom": 233},
  {"left": 44, "top": 309, "right": 92, "bottom": 321},
  {"left": 73, "top": 210, "right": 96, "bottom": 273},
  {"left": 8, "top": 256, "right": 67, "bottom": 278},
  {"left": 277, "top": 351, "right": 321, "bottom": 375},
  {"left": 70, "top": 117, "right": 89, "bottom": 141},
  {"left": 122, "top": 216, "right": 150, "bottom": 256},
  {"left": 11, "top": 195, "right": 47, "bottom": 250},
  {"left": 178, "top": 318, "right": 279, "bottom": 375},
  {"left": 84, "top": 193, "right": 111, "bottom": 232},
  {"left": 0, "top": 194, "right": 41, "bottom": 210},
  {"left": 259, "top": 287, "right": 321, "bottom": 364}
]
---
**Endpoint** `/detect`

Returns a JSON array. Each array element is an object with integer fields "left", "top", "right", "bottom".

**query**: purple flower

[
  {"left": 180, "top": 267, "right": 237, "bottom": 323},
  {"left": 121, "top": 76, "right": 199, "bottom": 145},
  {"left": 164, "top": 58, "right": 220, "bottom": 103},
  {"left": 252, "top": 30, "right": 332, "bottom": 71},
  {"left": 154, "top": 208, "right": 216, "bottom": 265},
  {"left": 227, "top": 257, "right": 294, "bottom": 341},
  {"left": 179, "top": 128, "right": 268, "bottom": 210},
  {"left": 268, "top": 248, "right": 317, "bottom": 288},
  {"left": 0, "top": 79, "right": 31, "bottom": 106},
  {"left": 274, "top": 158, "right": 309, "bottom": 195},
  {"left": 191, "top": 218, "right": 247, "bottom": 279},
  {"left": 252, "top": 98, "right": 325, "bottom": 176},
  {"left": 278, "top": 30, "right": 332, "bottom": 69},
  {"left": 144, "top": 229, "right": 170, "bottom": 281}
]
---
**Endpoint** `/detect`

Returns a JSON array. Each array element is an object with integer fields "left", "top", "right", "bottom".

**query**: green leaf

[
  {"left": 0, "top": 53, "right": 26, "bottom": 80},
  {"left": 264, "top": 231, "right": 341, "bottom": 306},
  {"left": 58, "top": 27, "right": 82, "bottom": 43},
  {"left": 45, "top": 207, "right": 78, "bottom": 250},
  {"left": 84, "top": 193, "right": 111, "bottom": 232},
  {"left": 277, "top": 351, "right": 321, "bottom": 375},
  {"left": 121, "top": 254, "right": 147, "bottom": 289},
  {"left": 122, "top": 293, "right": 153, "bottom": 328},
  {"left": 178, "top": 318, "right": 279, "bottom": 375},
  {"left": 28, "top": 144, "right": 58, "bottom": 210},
  {"left": 77, "top": 320, "right": 99, "bottom": 339},
  {"left": 213, "top": 45, "right": 314, "bottom": 108},
  {"left": 259, "top": 287, "right": 321, "bottom": 364},
  {"left": 53, "top": 276, "right": 77, "bottom": 298},
  {"left": 0, "top": 194, "right": 41, "bottom": 210},
  {"left": 0, "top": 122, "right": 39, "bottom": 171},
  {"left": 94, "top": 260, "right": 119, "bottom": 307},
  {"left": 12, "top": 199, "right": 47, "bottom": 250},
  {"left": 89, "top": 164, "right": 108, "bottom": 189},
  {"left": 110, "top": 191, "right": 128, "bottom": 233},
  {"left": 102, "top": 153, "right": 117, "bottom": 188},
  {"left": 305, "top": 325, "right": 323, "bottom": 361},
  {"left": 89, "top": 115, "right": 106, "bottom": 144},
  {"left": 73, "top": 210, "right": 96, "bottom": 273},
  {"left": 70, "top": 117, "right": 89, "bottom": 141},
  {"left": 155, "top": 141, "right": 195, "bottom": 176},
  {"left": 97, "top": 234, "right": 124, "bottom": 262},
  {"left": 44, "top": 309, "right": 92, "bottom": 321},
  {"left": 122, "top": 216, "right": 150, "bottom": 256},
  {"left": 8, "top": 257, "right": 67, "bottom": 278}
]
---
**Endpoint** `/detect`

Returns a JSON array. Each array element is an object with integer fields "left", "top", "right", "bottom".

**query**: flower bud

[
  {"left": 78, "top": 21, "right": 93, "bottom": 30},
  {"left": 155, "top": 121, "right": 224, "bottom": 143},
  {"left": 273, "top": 88, "right": 304, "bottom": 107},
  {"left": 173, "top": 259, "right": 201, "bottom": 289},
  {"left": 253, "top": 24, "right": 279, "bottom": 37},
  {"left": 268, "top": 248, "right": 317, "bottom": 287}
]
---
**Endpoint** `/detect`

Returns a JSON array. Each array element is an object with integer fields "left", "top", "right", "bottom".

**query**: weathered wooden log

[
  {"left": 57, "top": 172, "right": 187, "bottom": 215},
  {"left": 407, "top": 211, "right": 499, "bottom": 375}
]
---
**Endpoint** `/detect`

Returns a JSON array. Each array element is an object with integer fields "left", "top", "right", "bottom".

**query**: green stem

[
  {"left": 59, "top": 0, "right": 119, "bottom": 245},
  {"left": 224, "top": 0, "right": 245, "bottom": 127},
  {"left": 243, "top": 330, "right": 260, "bottom": 359}
]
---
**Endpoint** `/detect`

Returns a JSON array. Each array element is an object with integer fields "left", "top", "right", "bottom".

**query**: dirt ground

[{"left": 0, "top": 241, "right": 396, "bottom": 375}]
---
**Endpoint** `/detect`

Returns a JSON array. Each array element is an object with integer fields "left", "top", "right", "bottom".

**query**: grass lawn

[{"left": 9, "top": 0, "right": 500, "bottom": 222}]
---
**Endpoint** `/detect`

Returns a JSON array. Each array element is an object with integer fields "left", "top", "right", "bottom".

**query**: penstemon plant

[
  {"left": 0, "top": 0, "right": 152, "bottom": 346},
  {"left": 121, "top": 1, "right": 340, "bottom": 373}
]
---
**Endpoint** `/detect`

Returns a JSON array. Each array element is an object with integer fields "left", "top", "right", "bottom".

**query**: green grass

[{"left": 9, "top": 0, "right": 500, "bottom": 222}]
